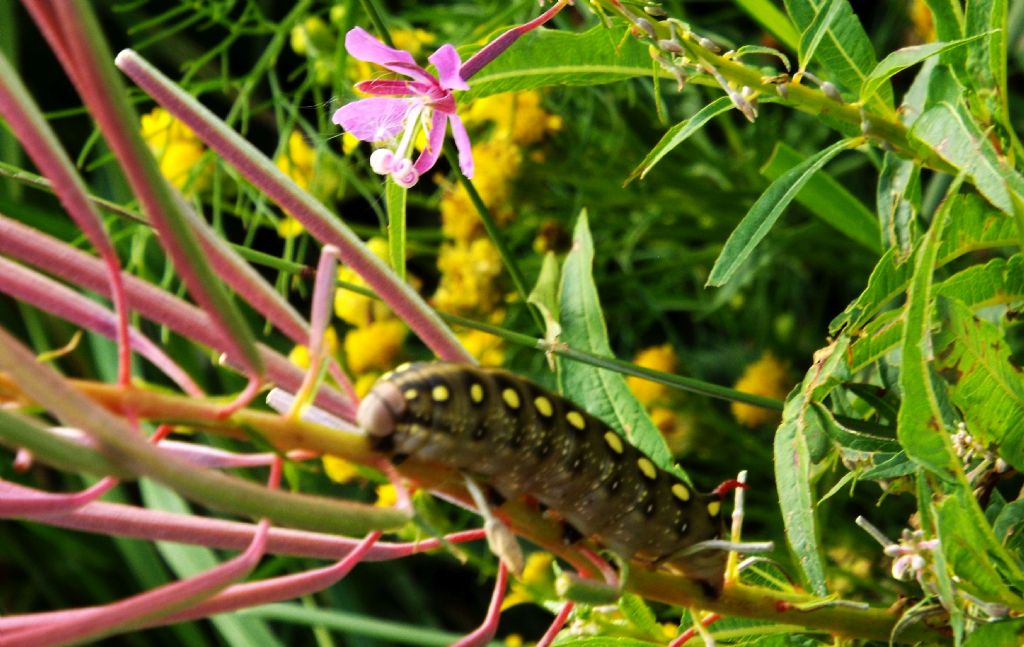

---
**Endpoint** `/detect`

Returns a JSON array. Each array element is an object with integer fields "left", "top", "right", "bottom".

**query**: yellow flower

[
  {"left": 731, "top": 352, "right": 791, "bottom": 428},
  {"left": 650, "top": 407, "right": 695, "bottom": 455},
  {"left": 391, "top": 28, "right": 436, "bottom": 57},
  {"left": 627, "top": 344, "right": 678, "bottom": 406},
  {"left": 502, "top": 552, "right": 555, "bottom": 609},
  {"left": 439, "top": 140, "right": 521, "bottom": 242},
  {"left": 458, "top": 327, "right": 504, "bottom": 367},
  {"left": 464, "top": 91, "right": 562, "bottom": 146},
  {"left": 140, "top": 107, "right": 209, "bottom": 192},
  {"left": 432, "top": 238, "right": 504, "bottom": 315},
  {"left": 344, "top": 319, "right": 408, "bottom": 374},
  {"left": 290, "top": 16, "right": 333, "bottom": 57},
  {"left": 504, "top": 635, "right": 524, "bottom": 647},
  {"left": 322, "top": 455, "right": 360, "bottom": 484},
  {"left": 375, "top": 483, "right": 398, "bottom": 508},
  {"left": 341, "top": 132, "right": 361, "bottom": 155},
  {"left": 334, "top": 238, "right": 395, "bottom": 327},
  {"left": 287, "top": 327, "right": 339, "bottom": 369}
]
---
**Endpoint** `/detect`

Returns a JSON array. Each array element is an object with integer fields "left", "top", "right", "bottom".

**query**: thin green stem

[
  {"left": 356, "top": 0, "right": 395, "bottom": 48},
  {"left": 442, "top": 143, "right": 546, "bottom": 334}
]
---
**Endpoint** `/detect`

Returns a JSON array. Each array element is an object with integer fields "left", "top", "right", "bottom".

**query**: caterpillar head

[{"left": 356, "top": 380, "right": 405, "bottom": 437}]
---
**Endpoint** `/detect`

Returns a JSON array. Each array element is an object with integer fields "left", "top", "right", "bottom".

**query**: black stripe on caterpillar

[{"left": 357, "top": 361, "right": 726, "bottom": 590}]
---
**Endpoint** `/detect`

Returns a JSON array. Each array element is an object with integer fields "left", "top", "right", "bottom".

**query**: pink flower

[{"left": 332, "top": 27, "right": 473, "bottom": 188}]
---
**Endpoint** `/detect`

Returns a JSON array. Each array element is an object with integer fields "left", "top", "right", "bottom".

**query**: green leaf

[
  {"left": 552, "top": 638, "right": 658, "bottom": 647},
  {"left": 963, "top": 619, "right": 1024, "bottom": 647},
  {"left": 859, "top": 34, "right": 988, "bottom": 104},
  {"left": 936, "top": 254, "right": 1024, "bottom": 309},
  {"left": 910, "top": 101, "right": 1024, "bottom": 216},
  {"left": 528, "top": 251, "right": 563, "bottom": 365},
  {"left": 934, "top": 296, "right": 1024, "bottom": 472},
  {"left": 784, "top": 0, "right": 891, "bottom": 107},
  {"left": 796, "top": 0, "right": 843, "bottom": 76},
  {"left": 773, "top": 337, "right": 851, "bottom": 595},
  {"left": 707, "top": 137, "right": 855, "bottom": 287},
  {"left": 965, "top": 0, "right": 1008, "bottom": 94},
  {"left": 557, "top": 211, "right": 681, "bottom": 479},
  {"left": 735, "top": 0, "right": 801, "bottom": 51},
  {"left": 734, "top": 45, "right": 792, "bottom": 71},
  {"left": 897, "top": 205, "right": 958, "bottom": 477},
  {"left": 460, "top": 27, "right": 650, "bottom": 102},
  {"left": 385, "top": 177, "right": 407, "bottom": 281},
  {"left": 876, "top": 153, "right": 919, "bottom": 255},
  {"left": 626, "top": 96, "right": 734, "bottom": 184},
  {"left": 923, "top": 0, "right": 966, "bottom": 58},
  {"left": 935, "top": 488, "right": 1024, "bottom": 610},
  {"left": 760, "top": 142, "right": 880, "bottom": 253},
  {"left": 618, "top": 593, "right": 661, "bottom": 638}
]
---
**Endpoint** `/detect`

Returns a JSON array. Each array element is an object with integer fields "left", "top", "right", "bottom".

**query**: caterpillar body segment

[{"left": 357, "top": 361, "right": 726, "bottom": 590}]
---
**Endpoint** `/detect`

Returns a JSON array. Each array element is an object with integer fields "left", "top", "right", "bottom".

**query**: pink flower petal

[
  {"left": 331, "top": 97, "right": 411, "bottom": 142},
  {"left": 429, "top": 44, "right": 469, "bottom": 91},
  {"left": 448, "top": 114, "right": 474, "bottom": 178},
  {"left": 413, "top": 111, "right": 448, "bottom": 176},
  {"left": 345, "top": 27, "right": 433, "bottom": 84},
  {"left": 354, "top": 80, "right": 420, "bottom": 96}
]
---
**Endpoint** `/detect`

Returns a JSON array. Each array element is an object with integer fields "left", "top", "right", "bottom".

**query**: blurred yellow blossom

[
  {"left": 322, "top": 455, "right": 360, "bottom": 484},
  {"left": 731, "top": 351, "right": 791, "bottom": 428},
  {"left": 277, "top": 217, "right": 305, "bottom": 239},
  {"left": 341, "top": 132, "right": 361, "bottom": 155},
  {"left": 504, "top": 635, "right": 524, "bottom": 647},
  {"left": 275, "top": 131, "right": 339, "bottom": 205},
  {"left": 651, "top": 407, "right": 695, "bottom": 455},
  {"left": 375, "top": 483, "right": 398, "bottom": 508},
  {"left": 439, "top": 140, "right": 522, "bottom": 242},
  {"left": 290, "top": 16, "right": 333, "bottom": 57},
  {"left": 433, "top": 238, "right": 504, "bottom": 315},
  {"left": 140, "top": 107, "right": 209, "bottom": 193},
  {"left": 344, "top": 319, "right": 408, "bottom": 374},
  {"left": 335, "top": 238, "right": 394, "bottom": 326},
  {"left": 287, "top": 327, "right": 340, "bottom": 369},
  {"left": 502, "top": 552, "right": 555, "bottom": 609},
  {"left": 464, "top": 91, "right": 562, "bottom": 146},
  {"left": 354, "top": 373, "right": 380, "bottom": 398},
  {"left": 458, "top": 327, "right": 504, "bottom": 367},
  {"left": 627, "top": 344, "right": 678, "bottom": 406}
]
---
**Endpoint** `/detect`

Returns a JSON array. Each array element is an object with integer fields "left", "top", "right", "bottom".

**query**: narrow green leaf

[
  {"left": 386, "top": 177, "right": 407, "bottom": 281},
  {"left": 460, "top": 27, "right": 650, "bottom": 102},
  {"left": 934, "top": 296, "right": 1024, "bottom": 472},
  {"left": 626, "top": 97, "right": 734, "bottom": 184},
  {"left": 860, "top": 34, "right": 988, "bottom": 104},
  {"left": 760, "top": 142, "right": 880, "bottom": 252},
  {"left": 528, "top": 251, "right": 562, "bottom": 361},
  {"left": 797, "top": 0, "right": 843, "bottom": 76},
  {"left": 935, "top": 488, "right": 1024, "bottom": 610},
  {"left": 784, "top": 0, "right": 890, "bottom": 106},
  {"left": 936, "top": 254, "right": 1024, "bottom": 309},
  {"left": 897, "top": 204, "right": 958, "bottom": 477},
  {"left": 557, "top": 211, "right": 681, "bottom": 478},
  {"left": 618, "top": 593, "right": 661, "bottom": 638},
  {"left": 774, "top": 337, "right": 851, "bottom": 595},
  {"left": 735, "top": 0, "right": 801, "bottom": 51},
  {"left": 707, "top": 137, "right": 855, "bottom": 287},
  {"left": 910, "top": 101, "right": 1024, "bottom": 216},
  {"left": 876, "top": 153, "right": 919, "bottom": 255},
  {"left": 965, "top": 0, "right": 1008, "bottom": 94},
  {"left": 963, "top": 619, "right": 1024, "bottom": 647}
]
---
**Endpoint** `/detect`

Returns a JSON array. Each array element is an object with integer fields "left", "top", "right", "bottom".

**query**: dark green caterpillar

[{"left": 357, "top": 361, "right": 726, "bottom": 590}]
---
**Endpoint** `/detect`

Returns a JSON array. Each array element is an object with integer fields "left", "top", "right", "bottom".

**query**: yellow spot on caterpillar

[
  {"left": 404, "top": 389, "right": 418, "bottom": 400},
  {"left": 380, "top": 370, "right": 394, "bottom": 381},
  {"left": 707, "top": 501, "right": 721, "bottom": 517},
  {"left": 637, "top": 457, "right": 657, "bottom": 480},
  {"left": 534, "top": 395, "right": 553, "bottom": 417},
  {"left": 502, "top": 388, "right": 521, "bottom": 409},
  {"left": 603, "top": 431, "right": 624, "bottom": 455},
  {"left": 672, "top": 483, "right": 691, "bottom": 502},
  {"left": 396, "top": 362, "right": 413, "bottom": 372},
  {"left": 470, "top": 383, "right": 485, "bottom": 403},
  {"left": 566, "top": 411, "right": 586, "bottom": 430},
  {"left": 431, "top": 384, "right": 450, "bottom": 402}
]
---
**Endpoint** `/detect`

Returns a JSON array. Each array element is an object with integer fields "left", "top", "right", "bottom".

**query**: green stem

[{"left": 442, "top": 143, "right": 546, "bottom": 335}]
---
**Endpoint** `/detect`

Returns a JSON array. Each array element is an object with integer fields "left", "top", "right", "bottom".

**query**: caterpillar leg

[{"left": 463, "top": 474, "right": 524, "bottom": 576}]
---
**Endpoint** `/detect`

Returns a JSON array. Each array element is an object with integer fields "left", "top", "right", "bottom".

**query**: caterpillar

[{"left": 357, "top": 361, "right": 727, "bottom": 591}]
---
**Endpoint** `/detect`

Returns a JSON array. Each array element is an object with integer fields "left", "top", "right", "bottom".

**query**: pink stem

[
  {"left": 667, "top": 612, "right": 721, "bottom": 647},
  {"left": 0, "top": 213, "right": 355, "bottom": 420},
  {"left": 2, "top": 519, "right": 271, "bottom": 646},
  {"left": 146, "top": 531, "right": 381, "bottom": 627},
  {"left": 459, "top": 0, "right": 570, "bottom": 80},
  {"left": 0, "top": 476, "right": 116, "bottom": 515},
  {"left": 0, "top": 254, "right": 203, "bottom": 396},
  {"left": 0, "top": 480, "right": 486, "bottom": 561},
  {"left": 579, "top": 547, "right": 619, "bottom": 587},
  {"left": 451, "top": 561, "right": 509, "bottom": 647},
  {"left": 536, "top": 601, "right": 574, "bottom": 647},
  {"left": 216, "top": 374, "right": 264, "bottom": 419}
]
